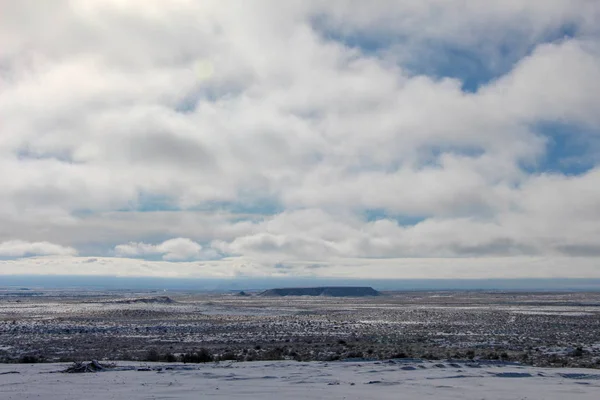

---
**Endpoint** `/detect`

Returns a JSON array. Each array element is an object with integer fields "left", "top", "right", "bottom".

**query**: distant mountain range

[{"left": 3, "top": 275, "right": 600, "bottom": 292}]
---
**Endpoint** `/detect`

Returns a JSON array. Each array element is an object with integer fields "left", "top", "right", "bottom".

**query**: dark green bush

[
  {"left": 19, "top": 355, "right": 40, "bottom": 363},
  {"left": 145, "top": 349, "right": 160, "bottom": 362},
  {"left": 181, "top": 349, "right": 213, "bottom": 363}
]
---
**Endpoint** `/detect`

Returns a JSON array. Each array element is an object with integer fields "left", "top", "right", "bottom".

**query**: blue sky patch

[
  {"left": 121, "top": 193, "right": 181, "bottom": 213},
  {"left": 312, "top": 16, "right": 579, "bottom": 93},
  {"left": 190, "top": 199, "right": 284, "bottom": 217},
  {"left": 363, "top": 208, "right": 426, "bottom": 226},
  {"left": 526, "top": 122, "right": 599, "bottom": 176}
]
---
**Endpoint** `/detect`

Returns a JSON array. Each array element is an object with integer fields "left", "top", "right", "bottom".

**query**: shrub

[
  {"left": 19, "top": 355, "right": 41, "bottom": 363},
  {"left": 145, "top": 349, "right": 160, "bottom": 362},
  {"left": 181, "top": 349, "right": 213, "bottom": 363},
  {"left": 345, "top": 351, "right": 363, "bottom": 359},
  {"left": 219, "top": 352, "right": 237, "bottom": 361},
  {"left": 421, "top": 353, "right": 440, "bottom": 360},
  {"left": 261, "top": 347, "right": 285, "bottom": 361},
  {"left": 571, "top": 347, "right": 584, "bottom": 357}
]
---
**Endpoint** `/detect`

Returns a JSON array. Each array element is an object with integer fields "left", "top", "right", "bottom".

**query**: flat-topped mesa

[
  {"left": 258, "top": 286, "right": 381, "bottom": 297},
  {"left": 114, "top": 296, "right": 175, "bottom": 304}
]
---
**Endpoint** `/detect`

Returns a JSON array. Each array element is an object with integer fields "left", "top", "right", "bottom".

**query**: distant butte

[
  {"left": 114, "top": 296, "right": 175, "bottom": 304},
  {"left": 258, "top": 287, "right": 381, "bottom": 297}
]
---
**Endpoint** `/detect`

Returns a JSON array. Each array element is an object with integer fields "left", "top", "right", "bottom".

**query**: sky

[{"left": 1, "top": 0, "right": 600, "bottom": 280}]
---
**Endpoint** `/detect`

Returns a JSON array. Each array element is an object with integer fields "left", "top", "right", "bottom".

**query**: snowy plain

[{"left": 1, "top": 359, "right": 599, "bottom": 400}]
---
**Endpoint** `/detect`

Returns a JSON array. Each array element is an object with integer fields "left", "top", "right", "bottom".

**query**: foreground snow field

[{"left": 1, "top": 360, "right": 599, "bottom": 399}]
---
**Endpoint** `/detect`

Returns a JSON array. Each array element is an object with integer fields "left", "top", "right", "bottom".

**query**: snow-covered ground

[{"left": 1, "top": 359, "right": 599, "bottom": 399}]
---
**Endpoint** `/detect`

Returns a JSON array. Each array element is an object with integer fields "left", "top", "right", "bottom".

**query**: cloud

[
  {"left": 0, "top": 1, "right": 599, "bottom": 278},
  {"left": 0, "top": 240, "right": 77, "bottom": 257},
  {"left": 2, "top": 255, "right": 600, "bottom": 280},
  {"left": 114, "top": 238, "right": 208, "bottom": 261}
]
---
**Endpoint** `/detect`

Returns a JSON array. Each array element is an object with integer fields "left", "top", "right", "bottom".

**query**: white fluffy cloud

[
  {"left": 0, "top": 1, "right": 599, "bottom": 277},
  {"left": 2, "top": 255, "right": 600, "bottom": 280},
  {"left": 115, "top": 238, "right": 208, "bottom": 261},
  {"left": 0, "top": 240, "right": 77, "bottom": 257}
]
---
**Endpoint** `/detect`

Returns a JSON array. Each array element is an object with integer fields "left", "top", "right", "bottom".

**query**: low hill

[{"left": 258, "top": 287, "right": 381, "bottom": 297}]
